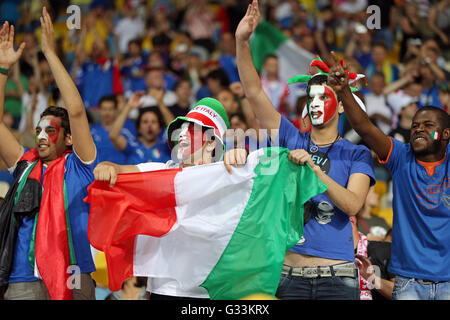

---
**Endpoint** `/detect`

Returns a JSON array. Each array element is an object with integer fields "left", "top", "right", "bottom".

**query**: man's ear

[
  {"left": 442, "top": 128, "right": 450, "bottom": 142},
  {"left": 65, "top": 133, "right": 73, "bottom": 147},
  {"left": 337, "top": 100, "right": 344, "bottom": 114}
]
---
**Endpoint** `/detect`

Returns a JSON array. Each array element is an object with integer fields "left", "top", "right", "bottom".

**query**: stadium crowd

[{"left": 0, "top": 0, "right": 449, "bottom": 300}]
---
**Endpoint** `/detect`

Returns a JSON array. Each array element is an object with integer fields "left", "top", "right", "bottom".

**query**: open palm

[
  {"left": 0, "top": 22, "right": 26, "bottom": 68},
  {"left": 235, "top": 0, "right": 260, "bottom": 42}
]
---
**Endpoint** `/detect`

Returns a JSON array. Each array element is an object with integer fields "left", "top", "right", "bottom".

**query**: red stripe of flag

[{"left": 86, "top": 168, "right": 181, "bottom": 291}]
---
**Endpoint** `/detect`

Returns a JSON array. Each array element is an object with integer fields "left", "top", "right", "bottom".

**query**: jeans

[
  {"left": 392, "top": 275, "right": 450, "bottom": 300},
  {"left": 275, "top": 273, "right": 360, "bottom": 300}
]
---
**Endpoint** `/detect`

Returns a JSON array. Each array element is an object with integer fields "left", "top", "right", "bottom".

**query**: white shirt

[
  {"left": 364, "top": 92, "right": 392, "bottom": 134},
  {"left": 114, "top": 17, "right": 145, "bottom": 54}
]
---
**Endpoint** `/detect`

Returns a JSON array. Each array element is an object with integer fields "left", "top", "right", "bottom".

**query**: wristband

[{"left": 0, "top": 67, "right": 9, "bottom": 75}]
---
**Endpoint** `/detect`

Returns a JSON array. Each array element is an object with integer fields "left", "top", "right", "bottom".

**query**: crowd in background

[{"left": 0, "top": 0, "right": 449, "bottom": 299}]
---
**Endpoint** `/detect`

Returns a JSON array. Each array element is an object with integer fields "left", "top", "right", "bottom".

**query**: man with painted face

[
  {"left": 0, "top": 8, "right": 97, "bottom": 300},
  {"left": 234, "top": 0, "right": 375, "bottom": 300},
  {"left": 327, "top": 51, "right": 450, "bottom": 300},
  {"left": 94, "top": 97, "right": 234, "bottom": 299}
]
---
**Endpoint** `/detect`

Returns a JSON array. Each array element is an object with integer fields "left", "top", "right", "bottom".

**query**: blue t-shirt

[
  {"left": 90, "top": 120, "right": 137, "bottom": 165},
  {"left": 75, "top": 60, "right": 114, "bottom": 109},
  {"left": 123, "top": 137, "right": 172, "bottom": 165},
  {"left": 277, "top": 116, "right": 375, "bottom": 262},
  {"left": 9, "top": 152, "right": 98, "bottom": 283},
  {"left": 382, "top": 137, "right": 450, "bottom": 281}
]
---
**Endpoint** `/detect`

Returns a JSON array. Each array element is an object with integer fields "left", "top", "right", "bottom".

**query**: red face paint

[
  {"left": 308, "top": 85, "right": 338, "bottom": 126},
  {"left": 35, "top": 118, "right": 61, "bottom": 145},
  {"left": 177, "top": 122, "right": 207, "bottom": 160},
  {"left": 322, "top": 86, "right": 338, "bottom": 124}
]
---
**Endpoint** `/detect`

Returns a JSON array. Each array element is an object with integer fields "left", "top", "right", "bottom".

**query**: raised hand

[
  {"left": 235, "top": 0, "right": 260, "bottom": 42},
  {"left": 0, "top": 22, "right": 26, "bottom": 69},
  {"left": 126, "top": 91, "right": 144, "bottom": 109},
  {"left": 326, "top": 51, "right": 349, "bottom": 93},
  {"left": 40, "top": 7, "right": 56, "bottom": 55}
]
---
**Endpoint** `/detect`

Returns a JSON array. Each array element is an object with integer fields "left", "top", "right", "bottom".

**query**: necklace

[{"left": 307, "top": 133, "right": 340, "bottom": 156}]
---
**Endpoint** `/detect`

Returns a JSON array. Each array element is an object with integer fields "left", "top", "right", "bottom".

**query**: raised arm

[
  {"left": 327, "top": 52, "right": 391, "bottom": 161},
  {"left": 40, "top": 7, "right": 96, "bottom": 163},
  {"left": 0, "top": 22, "right": 26, "bottom": 168},
  {"left": 109, "top": 91, "right": 143, "bottom": 151},
  {"left": 235, "top": 0, "right": 281, "bottom": 137}
]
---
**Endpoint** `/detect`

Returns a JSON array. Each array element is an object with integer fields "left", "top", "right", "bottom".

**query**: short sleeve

[
  {"left": 378, "top": 136, "right": 406, "bottom": 174},
  {"left": 350, "top": 145, "right": 376, "bottom": 187},
  {"left": 276, "top": 116, "right": 305, "bottom": 150}
]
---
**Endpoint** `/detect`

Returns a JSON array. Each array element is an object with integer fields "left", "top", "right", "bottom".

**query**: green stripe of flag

[
  {"left": 250, "top": 21, "right": 288, "bottom": 72},
  {"left": 201, "top": 147, "right": 327, "bottom": 299}
]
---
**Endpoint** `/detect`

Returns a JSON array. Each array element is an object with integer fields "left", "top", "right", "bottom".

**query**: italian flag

[
  {"left": 86, "top": 148, "right": 326, "bottom": 299},
  {"left": 250, "top": 21, "right": 315, "bottom": 82}
]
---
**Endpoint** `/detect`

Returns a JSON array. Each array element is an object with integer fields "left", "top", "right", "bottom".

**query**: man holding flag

[
  {"left": 0, "top": 8, "right": 97, "bottom": 300},
  {"left": 234, "top": 0, "right": 375, "bottom": 300},
  {"left": 89, "top": 97, "right": 328, "bottom": 300}
]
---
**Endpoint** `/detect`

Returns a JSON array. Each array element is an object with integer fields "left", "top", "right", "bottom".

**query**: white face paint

[
  {"left": 176, "top": 122, "right": 191, "bottom": 160},
  {"left": 36, "top": 119, "right": 51, "bottom": 142},
  {"left": 308, "top": 85, "right": 325, "bottom": 126}
]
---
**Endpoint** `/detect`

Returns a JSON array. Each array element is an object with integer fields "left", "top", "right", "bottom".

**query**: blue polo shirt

[
  {"left": 277, "top": 116, "right": 375, "bottom": 262},
  {"left": 123, "top": 137, "right": 172, "bottom": 165},
  {"left": 9, "top": 152, "right": 98, "bottom": 283},
  {"left": 90, "top": 120, "right": 137, "bottom": 165},
  {"left": 382, "top": 137, "right": 450, "bottom": 281}
]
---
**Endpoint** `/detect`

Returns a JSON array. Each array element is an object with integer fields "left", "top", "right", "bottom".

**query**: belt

[
  {"left": 416, "top": 279, "right": 447, "bottom": 285},
  {"left": 281, "top": 262, "right": 357, "bottom": 279}
]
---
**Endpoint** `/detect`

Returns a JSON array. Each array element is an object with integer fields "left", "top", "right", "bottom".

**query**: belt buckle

[{"left": 303, "top": 267, "right": 318, "bottom": 279}]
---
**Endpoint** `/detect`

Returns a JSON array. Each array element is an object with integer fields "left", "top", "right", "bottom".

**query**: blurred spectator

[
  {"left": 314, "top": 3, "right": 338, "bottom": 55},
  {"left": 387, "top": 95, "right": 418, "bottom": 143},
  {"left": 365, "top": 43, "right": 399, "bottom": 85},
  {"left": 133, "top": 67, "right": 177, "bottom": 119},
  {"left": 114, "top": 1, "right": 145, "bottom": 55},
  {"left": 184, "top": 0, "right": 216, "bottom": 53},
  {"left": 205, "top": 67, "right": 230, "bottom": 98},
  {"left": 216, "top": 88, "right": 239, "bottom": 116},
  {"left": 345, "top": 23, "right": 372, "bottom": 70},
  {"left": 356, "top": 230, "right": 395, "bottom": 300},
  {"left": 217, "top": 32, "right": 240, "bottom": 84},
  {"left": 427, "top": 0, "right": 450, "bottom": 58},
  {"left": 350, "top": 216, "right": 372, "bottom": 300},
  {"left": 170, "top": 78, "right": 195, "bottom": 118},
  {"left": 417, "top": 61, "right": 445, "bottom": 108},
  {"left": 369, "top": 0, "right": 398, "bottom": 51},
  {"left": 109, "top": 93, "right": 172, "bottom": 165},
  {"left": 72, "top": 39, "right": 124, "bottom": 109},
  {"left": 364, "top": 72, "right": 393, "bottom": 135},
  {"left": 260, "top": 55, "right": 293, "bottom": 120},
  {"left": 438, "top": 83, "right": 450, "bottom": 114},
  {"left": 121, "top": 39, "right": 148, "bottom": 96},
  {"left": 90, "top": 95, "right": 137, "bottom": 165},
  {"left": 356, "top": 186, "right": 391, "bottom": 241},
  {"left": 4, "top": 60, "right": 28, "bottom": 129},
  {"left": 147, "top": 51, "right": 176, "bottom": 91}
]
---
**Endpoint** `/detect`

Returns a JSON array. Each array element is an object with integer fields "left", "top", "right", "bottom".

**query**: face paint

[
  {"left": 176, "top": 122, "right": 206, "bottom": 161},
  {"left": 35, "top": 118, "right": 61, "bottom": 145},
  {"left": 431, "top": 130, "right": 440, "bottom": 141},
  {"left": 307, "top": 85, "right": 338, "bottom": 126}
]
